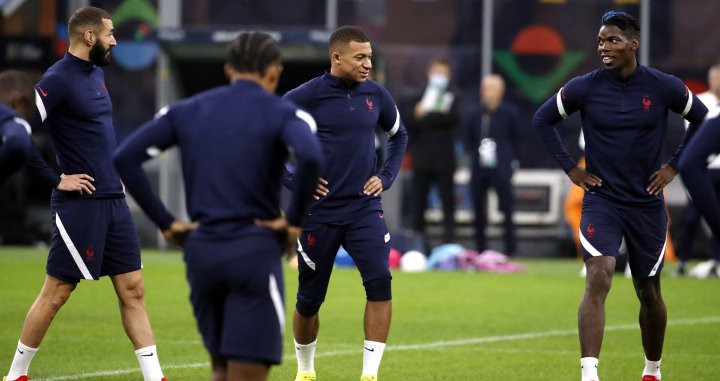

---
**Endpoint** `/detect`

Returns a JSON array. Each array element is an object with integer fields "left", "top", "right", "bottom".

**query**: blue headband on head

[{"left": 601, "top": 10, "right": 631, "bottom": 24}]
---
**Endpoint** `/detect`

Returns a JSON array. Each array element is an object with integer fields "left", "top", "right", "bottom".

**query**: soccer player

[
  {"left": 114, "top": 32, "right": 322, "bottom": 381},
  {"left": 4, "top": 7, "right": 167, "bottom": 381},
  {"left": 0, "top": 70, "right": 33, "bottom": 184},
  {"left": 283, "top": 26, "right": 408, "bottom": 381},
  {"left": 675, "top": 63, "right": 720, "bottom": 277},
  {"left": 679, "top": 116, "right": 720, "bottom": 250},
  {"left": 533, "top": 11, "right": 707, "bottom": 381}
]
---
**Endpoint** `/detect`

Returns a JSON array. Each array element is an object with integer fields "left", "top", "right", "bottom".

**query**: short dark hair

[
  {"left": 429, "top": 56, "right": 451, "bottom": 68},
  {"left": 0, "top": 70, "right": 33, "bottom": 105},
  {"left": 329, "top": 26, "right": 369, "bottom": 52},
  {"left": 227, "top": 32, "right": 281, "bottom": 75},
  {"left": 601, "top": 11, "right": 640, "bottom": 38},
  {"left": 68, "top": 6, "right": 112, "bottom": 39}
]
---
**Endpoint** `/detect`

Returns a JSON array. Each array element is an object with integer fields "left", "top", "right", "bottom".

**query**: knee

[
  {"left": 45, "top": 283, "right": 75, "bottom": 313},
  {"left": 119, "top": 279, "right": 146, "bottom": 304},
  {"left": 296, "top": 295, "right": 324, "bottom": 317},
  {"left": 585, "top": 267, "right": 613, "bottom": 298},
  {"left": 364, "top": 277, "right": 392, "bottom": 302},
  {"left": 635, "top": 284, "right": 662, "bottom": 307}
]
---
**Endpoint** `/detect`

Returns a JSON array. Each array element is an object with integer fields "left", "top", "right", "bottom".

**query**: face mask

[{"left": 428, "top": 74, "right": 449, "bottom": 90}]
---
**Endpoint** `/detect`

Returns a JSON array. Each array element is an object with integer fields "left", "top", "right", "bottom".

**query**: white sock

[
  {"left": 643, "top": 358, "right": 661, "bottom": 378},
  {"left": 6, "top": 341, "right": 38, "bottom": 380},
  {"left": 295, "top": 339, "right": 317, "bottom": 373},
  {"left": 135, "top": 345, "right": 164, "bottom": 381},
  {"left": 361, "top": 340, "right": 386, "bottom": 377},
  {"left": 581, "top": 357, "right": 599, "bottom": 381}
]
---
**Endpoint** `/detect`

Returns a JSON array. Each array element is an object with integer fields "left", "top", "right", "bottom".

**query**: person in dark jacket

[
  {"left": 465, "top": 74, "right": 519, "bottom": 255},
  {"left": 409, "top": 57, "right": 460, "bottom": 243}
]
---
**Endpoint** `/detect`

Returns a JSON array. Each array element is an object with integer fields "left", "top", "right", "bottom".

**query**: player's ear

[
  {"left": 630, "top": 35, "right": 639, "bottom": 51},
  {"left": 224, "top": 63, "right": 235, "bottom": 82},
  {"left": 84, "top": 29, "right": 95, "bottom": 47},
  {"left": 331, "top": 51, "right": 342, "bottom": 65},
  {"left": 265, "top": 63, "right": 283, "bottom": 92}
]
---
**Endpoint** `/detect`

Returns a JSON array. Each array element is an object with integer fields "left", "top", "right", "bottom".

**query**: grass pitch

[{"left": 1, "top": 247, "right": 719, "bottom": 380}]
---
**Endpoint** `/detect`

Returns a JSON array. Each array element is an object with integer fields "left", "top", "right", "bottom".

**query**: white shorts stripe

[
  {"left": 35, "top": 90, "right": 48, "bottom": 122},
  {"left": 556, "top": 88, "right": 568, "bottom": 119},
  {"left": 268, "top": 273, "right": 285, "bottom": 333},
  {"left": 579, "top": 228, "right": 603, "bottom": 257},
  {"left": 682, "top": 88, "right": 694, "bottom": 117},
  {"left": 296, "top": 238, "right": 316, "bottom": 270},
  {"left": 386, "top": 107, "right": 401, "bottom": 137},
  {"left": 55, "top": 213, "right": 93, "bottom": 280},
  {"left": 295, "top": 109, "right": 317, "bottom": 134},
  {"left": 648, "top": 236, "right": 667, "bottom": 277}
]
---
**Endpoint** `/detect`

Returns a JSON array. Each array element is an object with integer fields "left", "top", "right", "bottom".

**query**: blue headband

[{"left": 601, "top": 10, "right": 631, "bottom": 24}]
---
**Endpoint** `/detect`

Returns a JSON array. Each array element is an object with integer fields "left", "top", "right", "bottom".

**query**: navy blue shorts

[
  {"left": 183, "top": 233, "right": 285, "bottom": 365},
  {"left": 47, "top": 198, "right": 141, "bottom": 282},
  {"left": 296, "top": 210, "right": 391, "bottom": 310},
  {"left": 579, "top": 193, "right": 667, "bottom": 277}
]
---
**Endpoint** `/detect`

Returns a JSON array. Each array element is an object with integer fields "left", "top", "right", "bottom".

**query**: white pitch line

[{"left": 38, "top": 316, "right": 720, "bottom": 381}]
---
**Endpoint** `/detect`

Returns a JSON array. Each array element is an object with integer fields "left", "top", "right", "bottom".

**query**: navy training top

[
  {"left": 283, "top": 72, "right": 408, "bottom": 224},
  {"left": 534, "top": 65, "right": 708, "bottom": 207},
  {"left": 114, "top": 80, "right": 322, "bottom": 239},
  {"left": 0, "top": 103, "right": 32, "bottom": 183},
  {"left": 26, "top": 52, "right": 125, "bottom": 200}
]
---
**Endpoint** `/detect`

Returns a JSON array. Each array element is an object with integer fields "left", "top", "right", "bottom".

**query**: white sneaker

[{"left": 689, "top": 260, "right": 718, "bottom": 279}]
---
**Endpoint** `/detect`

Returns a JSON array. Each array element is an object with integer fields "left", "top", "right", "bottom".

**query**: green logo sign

[{"left": 493, "top": 25, "right": 586, "bottom": 103}]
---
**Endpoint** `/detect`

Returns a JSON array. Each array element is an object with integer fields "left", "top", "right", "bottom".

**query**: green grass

[{"left": 1, "top": 247, "right": 719, "bottom": 380}]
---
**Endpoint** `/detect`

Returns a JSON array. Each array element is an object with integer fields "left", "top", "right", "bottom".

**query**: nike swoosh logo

[
  {"left": 140, "top": 352, "right": 154, "bottom": 357},
  {"left": 38, "top": 87, "right": 48, "bottom": 97},
  {"left": 364, "top": 347, "right": 374, "bottom": 352},
  {"left": 17, "top": 348, "right": 24, "bottom": 354}
]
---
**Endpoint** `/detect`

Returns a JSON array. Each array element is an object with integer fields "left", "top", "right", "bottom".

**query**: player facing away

[
  {"left": 533, "top": 11, "right": 707, "bottom": 381},
  {"left": 0, "top": 71, "right": 33, "bottom": 184},
  {"left": 283, "top": 26, "right": 408, "bottom": 381},
  {"left": 679, "top": 116, "right": 720, "bottom": 244},
  {"left": 3, "top": 7, "right": 167, "bottom": 381},
  {"left": 114, "top": 32, "right": 322, "bottom": 381}
]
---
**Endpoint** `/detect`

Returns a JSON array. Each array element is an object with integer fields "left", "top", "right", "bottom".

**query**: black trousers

[
  {"left": 411, "top": 167, "right": 456, "bottom": 243},
  {"left": 470, "top": 166, "right": 516, "bottom": 255}
]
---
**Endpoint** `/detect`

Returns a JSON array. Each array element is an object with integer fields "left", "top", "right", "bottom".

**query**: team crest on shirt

[
  {"left": 100, "top": 81, "right": 108, "bottom": 95},
  {"left": 586, "top": 224, "right": 596, "bottom": 238},
  {"left": 642, "top": 95, "right": 652, "bottom": 112},
  {"left": 365, "top": 97, "right": 374, "bottom": 112},
  {"left": 306, "top": 233, "right": 316, "bottom": 248},
  {"left": 85, "top": 246, "right": 95, "bottom": 262}
]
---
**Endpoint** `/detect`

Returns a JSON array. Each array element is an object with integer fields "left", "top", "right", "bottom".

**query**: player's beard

[{"left": 89, "top": 42, "right": 111, "bottom": 66}]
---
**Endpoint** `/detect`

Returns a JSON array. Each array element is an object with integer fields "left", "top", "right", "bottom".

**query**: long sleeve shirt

[
  {"left": 27, "top": 52, "right": 125, "bottom": 199},
  {"left": 114, "top": 80, "right": 322, "bottom": 239},
  {"left": 282, "top": 72, "right": 408, "bottom": 224},
  {"left": 534, "top": 65, "right": 707, "bottom": 207}
]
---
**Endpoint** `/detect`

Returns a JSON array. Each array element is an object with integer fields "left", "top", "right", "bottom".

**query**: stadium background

[{"left": 1, "top": 0, "right": 719, "bottom": 256}]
